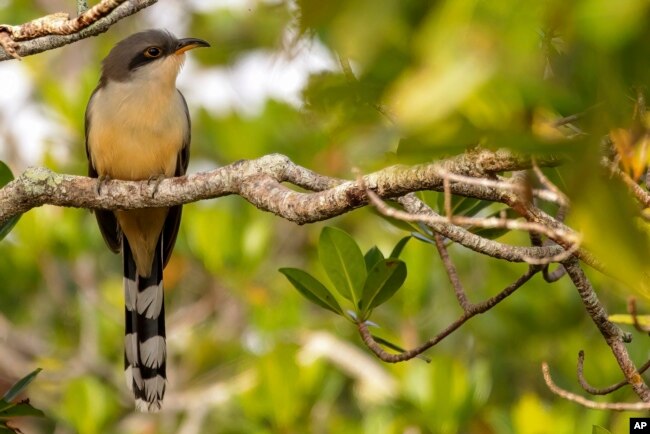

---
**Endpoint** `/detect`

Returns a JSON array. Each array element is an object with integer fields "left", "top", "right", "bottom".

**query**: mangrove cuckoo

[{"left": 85, "top": 29, "right": 209, "bottom": 412}]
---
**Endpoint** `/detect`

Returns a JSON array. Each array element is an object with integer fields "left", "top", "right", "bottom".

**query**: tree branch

[
  {"left": 397, "top": 194, "right": 568, "bottom": 262},
  {"left": 0, "top": 150, "right": 555, "bottom": 227},
  {"left": 433, "top": 233, "right": 471, "bottom": 310},
  {"left": 358, "top": 266, "right": 540, "bottom": 362},
  {"left": 0, "top": 0, "right": 158, "bottom": 61},
  {"left": 577, "top": 350, "right": 650, "bottom": 395},
  {"left": 507, "top": 191, "right": 605, "bottom": 271},
  {"left": 562, "top": 257, "right": 650, "bottom": 401},
  {"left": 542, "top": 362, "right": 650, "bottom": 410},
  {"left": 365, "top": 186, "right": 581, "bottom": 259},
  {"left": 605, "top": 159, "right": 650, "bottom": 208}
]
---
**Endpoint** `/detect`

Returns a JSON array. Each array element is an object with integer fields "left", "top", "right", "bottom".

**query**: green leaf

[
  {"left": 0, "top": 401, "right": 13, "bottom": 414},
  {"left": 457, "top": 198, "right": 494, "bottom": 216},
  {"left": 360, "top": 259, "right": 407, "bottom": 315},
  {"left": 592, "top": 426, "right": 612, "bottom": 434},
  {"left": 389, "top": 236, "right": 411, "bottom": 258},
  {"left": 2, "top": 369, "right": 41, "bottom": 402},
  {"left": 0, "top": 162, "right": 13, "bottom": 186},
  {"left": 0, "top": 401, "right": 45, "bottom": 419},
  {"left": 318, "top": 227, "right": 366, "bottom": 305},
  {"left": 470, "top": 226, "right": 511, "bottom": 240},
  {"left": 279, "top": 268, "right": 343, "bottom": 315},
  {"left": 412, "top": 231, "right": 436, "bottom": 245},
  {"left": 0, "top": 162, "right": 20, "bottom": 242},
  {"left": 364, "top": 246, "right": 385, "bottom": 272}
]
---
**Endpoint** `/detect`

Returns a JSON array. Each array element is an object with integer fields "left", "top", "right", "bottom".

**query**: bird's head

[{"left": 100, "top": 29, "right": 210, "bottom": 86}]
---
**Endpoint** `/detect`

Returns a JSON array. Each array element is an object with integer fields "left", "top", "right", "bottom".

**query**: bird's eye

[{"left": 144, "top": 47, "right": 162, "bottom": 58}]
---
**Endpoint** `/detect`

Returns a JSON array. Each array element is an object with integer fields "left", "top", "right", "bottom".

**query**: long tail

[{"left": 123, "top": 236, "right": 167, "bottom": 412}]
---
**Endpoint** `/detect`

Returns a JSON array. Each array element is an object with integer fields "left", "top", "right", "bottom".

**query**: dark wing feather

[
  {"left": 161, "top": 90, "right": 191, "bottom": 268},
  {"left": 85, "top": 87, "right": 121, "bottom": 253}
]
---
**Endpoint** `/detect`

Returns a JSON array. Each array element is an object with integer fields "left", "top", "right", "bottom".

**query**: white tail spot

[
  {"left": 124, "top": 277, "right": 137, "bottom": 311},
  {"left": 136, "top": 283, "right": 163, "bottom": 319},
  {"left": 140, "top": 336, "right": 166, "bottom": 368}
]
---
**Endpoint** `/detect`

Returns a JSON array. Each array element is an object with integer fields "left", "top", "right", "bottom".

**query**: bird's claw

[
  {"left": 96, "top": 175, "right": 111, "bottom": 195},
  {"left": 147, "top": 175, "right": 166, "bottom": 198}
]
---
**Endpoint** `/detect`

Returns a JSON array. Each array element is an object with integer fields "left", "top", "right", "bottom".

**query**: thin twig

[
  {"left": 443, "top": 177, "right": 452, "bottom": 219},
  {"left": 531, "top": 158, "right": 569, "bottom": 208},
  {"left": 358, "top": 267, "right": 539, "bottom": 362},
  {"left": 577, "top": 350, "right": 650, "bottom": 395},
  {"left": 521, "top": 241, "right": 580, "bottom": 266},
  {"left": 433, "top": 234, "right": 471, "bottom": 310},
  {"left": 603, "top": 158, "right": 650, "bottom": 208},
  {"left": 628, "top": 298, "right": 650, "bottom": 334},
  {"left": 367, "top": 188, "right": 577, "bottom": 242},
  {"left": 530, "top": 229, "right": 567, "bottom": 282},
  {"left": 542, "top": 264, "right": 566, "bottom": 282},
  {"left": 365, "top": 188, "right": 581, "bottom": 264},
  {"left": 553, "top": 113, "right": 583, "bottom": 128},
  {"left": 543, "top": 363, "right": 650, "bottom": 410},
  {"left": 552, "top": 104, "right": 603, "bottom": 129}
]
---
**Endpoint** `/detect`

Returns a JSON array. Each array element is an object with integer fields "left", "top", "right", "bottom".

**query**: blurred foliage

[{"left": 0, "top": 0, "right": 649, "bottom": 433}]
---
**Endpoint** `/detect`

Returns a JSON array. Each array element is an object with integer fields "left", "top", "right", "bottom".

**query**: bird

[{"left": 84, "top": 29, "right": 209, "bottom": 412}]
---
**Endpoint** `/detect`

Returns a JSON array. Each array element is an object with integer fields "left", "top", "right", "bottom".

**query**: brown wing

[
  {"left": 85, "top": 87, "right": 121, "bottom": 253},
  {"left": 161, "top": 90, "right": 191, "bottom": 268}
]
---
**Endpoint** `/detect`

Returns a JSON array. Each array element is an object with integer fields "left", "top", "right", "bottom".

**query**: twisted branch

[
  {"left": 542, "top": 363, "right": 650, "bottom": 410},
  {"left": 0, "top": 0, "right": 158, "bottom": 61},
  {"left": 561, "top": 257, "right": 650, "bottom": 401},
  {"left": 577, "top": 350, "right": 650, "bottom": 396}
]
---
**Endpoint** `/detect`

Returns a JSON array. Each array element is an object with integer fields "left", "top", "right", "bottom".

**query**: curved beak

[{"left": 174, "top": 37, "right": 210, "bottom": 55}]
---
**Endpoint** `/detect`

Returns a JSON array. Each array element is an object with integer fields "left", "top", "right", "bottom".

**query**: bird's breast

[{"left": 87, "top": 82, "right": 187, "bottom": 180}]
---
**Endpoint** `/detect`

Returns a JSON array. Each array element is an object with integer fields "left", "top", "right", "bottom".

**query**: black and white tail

[{"left": 123, "top": 237, "right": 167, "bottom": 412}]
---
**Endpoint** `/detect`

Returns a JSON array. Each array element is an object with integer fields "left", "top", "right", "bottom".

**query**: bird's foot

[
  {"left": 147, "top": 174, "right": 166, "bottom": 198},
  {"left": 96, "top": 175, "right": 111, "bottom": 195}
]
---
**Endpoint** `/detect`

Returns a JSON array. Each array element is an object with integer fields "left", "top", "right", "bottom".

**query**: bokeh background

[{"left": 1, "top": 0, "right": 650, "bottom": 433}]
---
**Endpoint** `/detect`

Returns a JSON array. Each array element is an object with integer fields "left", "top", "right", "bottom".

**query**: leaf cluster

[{"left": 280, "top": 227, "right": 408, "bottom": 322}]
